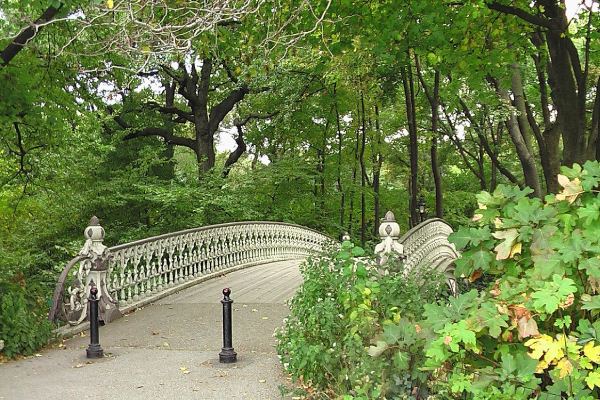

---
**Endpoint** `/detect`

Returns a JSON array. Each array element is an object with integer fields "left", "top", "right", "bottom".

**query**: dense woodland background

[{"left": 0, "top": 0, "right": 598, "bottom": 362}]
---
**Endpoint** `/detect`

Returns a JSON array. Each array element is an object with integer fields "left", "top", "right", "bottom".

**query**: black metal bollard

[
  {"left": 219, "top": 287, "right": 237, "bottom": 363},
  {"left": 86, "top": 285, "right": 104, "bottom": 359}
]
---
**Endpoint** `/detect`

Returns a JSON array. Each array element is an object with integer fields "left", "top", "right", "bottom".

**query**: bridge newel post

[
  {"left": 219, "top": 287, "right": 237, "bottom": 363},
  {"left": 374, "top": 211, "right": 405, "bottom": 267},
  {"left": 86, "top": 284, "right": 104, "bottom": 359}
]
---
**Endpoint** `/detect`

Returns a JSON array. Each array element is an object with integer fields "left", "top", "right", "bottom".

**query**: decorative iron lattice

[
  {"left": 49, "top": 218, "right": 333, "bottom": 326},
  {"left": 374, "top": 212, "right": 460, "bottom": 292}
]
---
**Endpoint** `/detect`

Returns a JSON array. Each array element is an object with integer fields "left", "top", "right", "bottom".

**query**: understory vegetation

[{"left": 278, "top": 162, "right": 600, "bottom": 399}]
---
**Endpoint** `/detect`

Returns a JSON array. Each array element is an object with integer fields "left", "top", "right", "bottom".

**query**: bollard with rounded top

[
  {"left": 86, "top": 284, "right": 104, "bottom": 358},
  {"left": 219, "top": 288, "right": 237, "bottom": 363}
]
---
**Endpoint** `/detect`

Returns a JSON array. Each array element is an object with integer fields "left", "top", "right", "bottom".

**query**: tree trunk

[
  {"left": 197, "top": 132, "right": 215, "bottom": 174},
  {"left": 373, "top": 104, "right": 383, "bottom": 236},
  {"left": 401, "top": 61, "right": 419, "bottom": 226},
  {"left": 420, "top": 68, "right": 443, "bottom": 218},
  {"left": 334, "top": 85, "right": 346, "bottom": 232},
  {"left": 348, "top": 103, "right": 360, "bottom": 237},
  {"left": 494, "top": 77, "right": 542, "bottom": 197},
  {"left": 531, "top": 49, "right": 560, "bottom": 193},
  {"left": 359, "top": 92, "right": 367, "bottom": 245}
]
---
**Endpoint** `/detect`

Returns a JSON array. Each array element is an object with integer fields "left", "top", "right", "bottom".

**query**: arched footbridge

[{"left": 0, "top": 212, "right": 459, "bottom": 400}]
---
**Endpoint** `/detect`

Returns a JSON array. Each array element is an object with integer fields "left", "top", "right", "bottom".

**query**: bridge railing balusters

[{"left": 50, "top": 219, "right": 333, "bottom": 328}]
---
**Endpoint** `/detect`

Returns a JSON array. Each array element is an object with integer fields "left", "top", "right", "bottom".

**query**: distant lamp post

[{"left": 416, "top": 196, "right": 427, "bottom": 223}]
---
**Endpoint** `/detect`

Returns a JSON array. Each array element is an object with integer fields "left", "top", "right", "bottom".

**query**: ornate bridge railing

[
  {"left": 49, "top": 217, "right": 333, "bottom": 328},
  {"left": 374, "top": 211, "right": 460, "bottom": 290}
]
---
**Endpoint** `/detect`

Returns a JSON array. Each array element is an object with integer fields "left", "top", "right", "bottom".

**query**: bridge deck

[{"left": 0, "top": 260, "right": 303, "bottom": 400}]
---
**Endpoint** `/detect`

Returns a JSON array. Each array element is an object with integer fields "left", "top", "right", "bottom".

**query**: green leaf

[
  {"left": 531, "top": 275, "right": 577, "bottom": 314},
  {"left": 448, "top": 226, "right": 472, "bottom": 250},
  {"left": 393, "top": 351, "right": 409, "bottom": 370},
  {"left": 477, "top": 302, "right": 508, "bottom": 338},
  {"left": 471, "top": 248, "right": 493, "bottom": 271},
  {"left": 469, "top": 226, "right": 491, "bottom": 246},
  {"left": 531, "top": 253, "right": 565, "bottom": 279},
  {"left": 579, "top": 258, "right": 600, "bottom": 278},
  {"left": 351, "top": 246, "right": 365, "bottom": 257},
  {"left": 530, "top": 225, "right": 558, "bottom": 256},
  {"left": 582, "top": 296, "right": 600, "bottom": 311},
  {"left": 515, "top": 352, "right": 539, "bottom": 380},
  {"left": 501, "top": 353, "right": 516, "bottom": 374},
  {"left": 577, "top": 202, "right": 600, "bottom": 226},
  {"left": 512, "top": 197, "right": 544, "bottom": 224}
]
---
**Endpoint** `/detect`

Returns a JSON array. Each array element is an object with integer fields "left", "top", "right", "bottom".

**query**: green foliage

[
  {"left": 277, "top": 241, "right": 447, "bottom": 398},
  {"left": 279, "top": 162, "right": 600, "bottom": 398},
  {"left": 422, "top": 162, "right": 600, "bottom": 398},
  {"left": 0, "top": 279, "right": 53, "bottom": 358}
]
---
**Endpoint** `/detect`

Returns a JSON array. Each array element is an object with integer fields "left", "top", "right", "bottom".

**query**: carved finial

[
  {"left": 84, "top": 216, "right": 105, "bottom": 242},
  {"left": 383, "top": 210, "right": 396, "bottom": 223},
  {"left": 375, "top": 210, "right": 404, "bottom": 266}
]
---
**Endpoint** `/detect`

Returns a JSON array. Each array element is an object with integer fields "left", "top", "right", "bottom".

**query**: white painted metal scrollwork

[
  {"left": 399, "top": 218, "right": 459, "bottom": 275},
  {"left": 50, "top": 219, "right": 333, "bottom": 326},
  {"left": 374, "top": 211, "right": 460, "bottom": 292}
]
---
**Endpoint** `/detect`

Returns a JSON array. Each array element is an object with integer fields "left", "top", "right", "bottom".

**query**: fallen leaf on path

[
  {"left": 163, "top": 342, "right": 170, "bottom": 347},
  {"left": 262, "top": 316, "right": 269, "bottom": 320},
  {"left": 259, "top": 379, "right": 266, "bottom": 383},
  {"left": 251, "top": 309, "right": 258, "bottom": 312}
]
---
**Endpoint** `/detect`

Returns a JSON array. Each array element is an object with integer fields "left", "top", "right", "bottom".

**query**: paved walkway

[{"left": 0, "top": 260, "right": 304, "bottom": 400}]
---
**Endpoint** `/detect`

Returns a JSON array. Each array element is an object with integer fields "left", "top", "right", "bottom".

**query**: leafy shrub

[
  {"left": 0, "top": 277, "right": 53, "bottom": 358},
  {"left": 277, "top": 241, "right": 447, "bottom": 398},
  {"left": 421, "top": 161, "right": 600, "bottom": 398},
  {"left": 279, "top": 162, "right": 600, "bottom": 399}
]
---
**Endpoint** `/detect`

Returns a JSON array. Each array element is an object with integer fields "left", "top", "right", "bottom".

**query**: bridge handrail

[
  {"left": 109, "top": 221, "right": 332, "bottom": 252},
  {"left": 50, "top": 218, "right": 333, "bottom": 326},
  {"left": 398, "top": 218, "right": 459, "bottom": 274}
]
